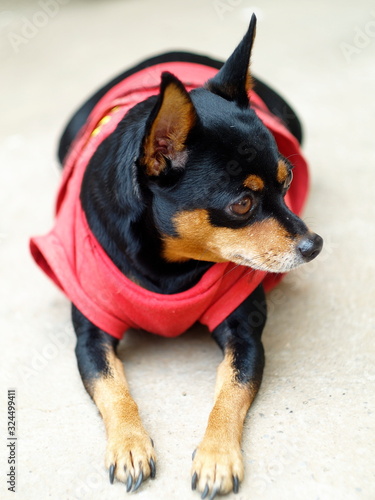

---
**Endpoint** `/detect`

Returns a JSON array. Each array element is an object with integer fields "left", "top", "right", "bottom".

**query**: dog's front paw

[
  {"left": 191, "top": 438, "right": 243, "bottom": 498},
  {"left": 105, "top": 428, "right": 156, "bottom": 492}
]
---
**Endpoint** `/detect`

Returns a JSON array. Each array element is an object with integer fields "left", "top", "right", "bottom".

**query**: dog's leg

[
  {"left": 192, "top": 285, "right": 266, "bottom": 498},
  {"left": 72, "top": 305, "right": 156, "bottom": 491}
]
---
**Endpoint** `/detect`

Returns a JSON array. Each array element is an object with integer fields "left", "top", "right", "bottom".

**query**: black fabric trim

[
  {"left": 58, "top": 51, "right": 302, "bottom": 164},
  {"left": 251, "top": 78, "right": 303, "bottom": 145}
]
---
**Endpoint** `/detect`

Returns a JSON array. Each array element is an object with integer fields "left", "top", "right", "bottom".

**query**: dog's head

[{"left": 138, "top": 14, "right": 323, "bottom": 273}]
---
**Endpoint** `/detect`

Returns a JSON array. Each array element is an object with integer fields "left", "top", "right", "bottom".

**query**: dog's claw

[
  {"left": 149, "top": 458, "right": 156, "bottom": 479},
  {"left": 133, "top": 470, "right": 144, "bottom": 492},
  {"left": 150, "top": 438, "right": 154, "bottom": 448},
  {"left": 109, "top": 464, "right": 115, "bottom": 484},
  {"left": 201, "top": 484, "right": 209, "bottom": 499},
  {"left": 192, "top": 448, "right": 197, "bottom": 460},
  {"left": 192, "top": 472, "right": 198, "bottom": 490},
  {"left": 126, "top": 474, "right": 133, "bottom": 492},
  {"left": 233, "top": 475, "right": 239, "bottom": 494},
  {"left": 209, "top": 486, "right": 219, "bottom": 500}
]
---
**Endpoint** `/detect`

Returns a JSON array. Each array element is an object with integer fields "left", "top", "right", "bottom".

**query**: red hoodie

[{"left": 30, "top": 60, "right": 309, "bottom": 340}]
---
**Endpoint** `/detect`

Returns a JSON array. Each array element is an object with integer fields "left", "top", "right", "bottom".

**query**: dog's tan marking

[
  {"left": 243, "top": 174, "right": 264, "bottom": 191},
  {"left": 277, "top": 160, "right": 289, "bottom": 184},
  {"left": 143, "top": 79, "right": 196, "bottom": 176},
  {"left": 245, "top": 71, "right": 254, "bottom": 93},
  {"left": 192, "top": 351, "right": 258, "bottom": 495},
  {"left": 162, "top": 210, "right": 228, "bottom": 264},
  {"left": 163, "top": 209, "right": 294, "bottom": 271},
  {"left": 92, "top": 349, "right": 155, "bottom": 483}
]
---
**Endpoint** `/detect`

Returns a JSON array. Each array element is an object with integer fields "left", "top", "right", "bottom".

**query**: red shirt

[{"left": 30, "top": 61, "right": 309, "bottom": 339}]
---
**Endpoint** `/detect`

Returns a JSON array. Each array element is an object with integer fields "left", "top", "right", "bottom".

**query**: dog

[{"left": 30, "top": 14, "right": 323, "bottom": 498}]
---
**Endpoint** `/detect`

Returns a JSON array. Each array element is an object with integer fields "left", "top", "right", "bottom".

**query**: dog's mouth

[
  {"left": 230, "top": 232, "right": 323, "bottom": 273},
  {"left": 230, "top": 253, "right": 303, "bottom": 273}
]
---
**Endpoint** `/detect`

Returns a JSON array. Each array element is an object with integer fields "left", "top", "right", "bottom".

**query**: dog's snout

[{"left": 297, "top": 233, "right": 323, "bottom": 262}]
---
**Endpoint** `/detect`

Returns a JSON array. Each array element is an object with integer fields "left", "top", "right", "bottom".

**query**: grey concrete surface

[{"left": 1, "top": 1, "right": 374, "bottom": 499}]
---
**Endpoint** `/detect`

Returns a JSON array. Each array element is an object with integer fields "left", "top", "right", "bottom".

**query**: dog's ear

[
  {"left": 206, "top": 13, "right": 257, "bottom": 108},
  {"left": 141, "top": 72, "right": 197, "bottom": 176}
]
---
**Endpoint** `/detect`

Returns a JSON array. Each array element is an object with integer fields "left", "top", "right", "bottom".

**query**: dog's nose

[{"left": 297, "top": 233, "right": 323, "bottom": 262}]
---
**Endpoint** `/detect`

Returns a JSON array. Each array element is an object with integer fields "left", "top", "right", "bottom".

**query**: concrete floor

[{"left": 1, "top": 0, "right": 374, "bottom": 499}]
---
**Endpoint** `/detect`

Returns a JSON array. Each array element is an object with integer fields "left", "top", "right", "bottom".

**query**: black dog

[{"left": 31, "top": 14, "right": 322, "bottom": 498}]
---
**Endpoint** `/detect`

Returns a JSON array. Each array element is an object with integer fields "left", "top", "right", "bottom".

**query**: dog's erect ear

[
  {"left": 206, "top": 13, "right": 257, "bottom": 108},
  {"left": 141, "top": 72, "right": 197, "bottom": 176}
]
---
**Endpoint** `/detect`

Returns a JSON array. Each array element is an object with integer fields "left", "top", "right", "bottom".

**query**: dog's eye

[
  {"left": 284, "top": 170, "right": 293, "bottom": 191},
  {"left": 230, "top": 196, "right": 253, "bottom": 216}
]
